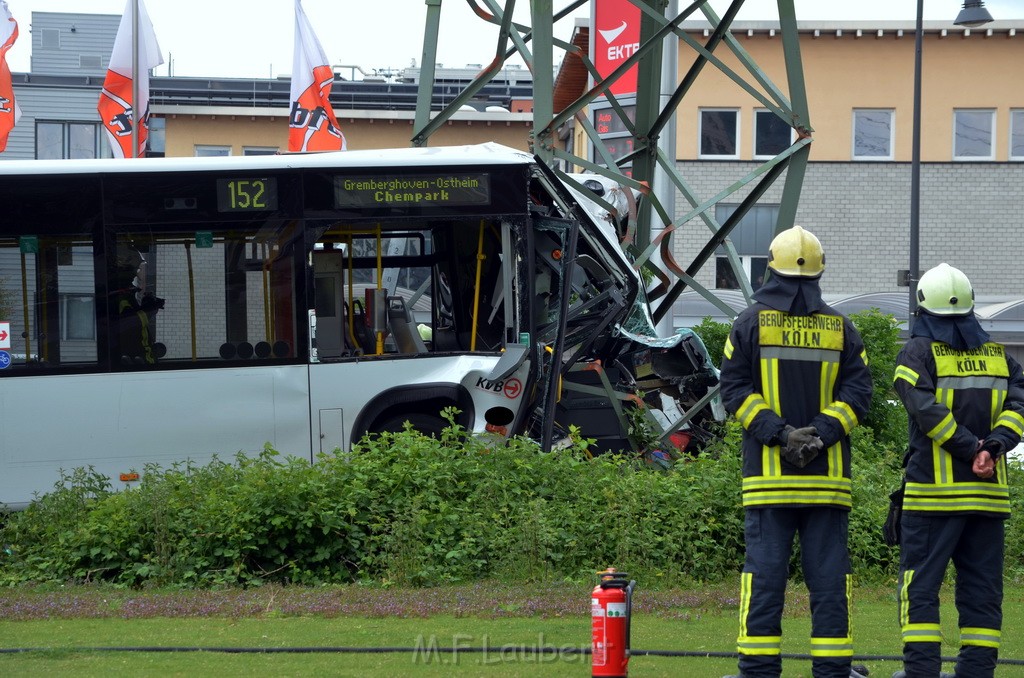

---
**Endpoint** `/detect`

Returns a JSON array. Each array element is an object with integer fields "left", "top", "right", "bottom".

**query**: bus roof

[{"left": 0, "top": 142, "right": 535, "bottom": 176}]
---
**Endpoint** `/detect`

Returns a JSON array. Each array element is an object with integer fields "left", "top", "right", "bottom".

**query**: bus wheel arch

[{"left": 350, "top": 383, "right": 475, "bottom": 444}]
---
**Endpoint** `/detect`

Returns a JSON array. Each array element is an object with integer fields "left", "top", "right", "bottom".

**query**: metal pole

[
  {"left": 653, "top": 0, "right": 678, "bottom": 335},
  {"left": 412, "top": 0, "right": 442, "bottom": 147},
  {"left": 908, "top": 0, "right": 923, "bottom": 330},
  {"left": 130, "top": 0, "right": 139, "bottom": 158},
  {"left": 531, "top": 0, "right": 554, "bottom": 164}
]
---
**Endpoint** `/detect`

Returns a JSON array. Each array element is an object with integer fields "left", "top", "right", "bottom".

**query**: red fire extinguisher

[{"left": 591, "top": 568, "right": 636, "bottom": 678}]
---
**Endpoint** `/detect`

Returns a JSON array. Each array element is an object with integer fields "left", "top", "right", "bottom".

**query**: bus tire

[{"left": 370, "top": 412, "right": 448, "bottom": 437}]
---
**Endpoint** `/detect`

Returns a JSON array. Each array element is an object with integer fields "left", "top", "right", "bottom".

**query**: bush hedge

[
  {"left": 0, "top": 415, "right": 921, "bottom": 589},
  {"left": 3, "top": 310, "right": 1022, "bottom": 588}
]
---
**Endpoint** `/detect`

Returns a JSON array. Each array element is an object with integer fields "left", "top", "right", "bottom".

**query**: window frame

[
  {"left": 195, "top": 145, "right": 232, "bottom": 157},
  {"left": 35, "top": 120, "right": 110, "bottom": 160},
  {"left": 1010, "top": 109, "right": 1024, "bottom": 162},
  {"left": 851, "top": 108, "right": 895, "bottom": 161},
  {"left": 60, "top": 293, "right": 97, "bottom": 341},
  {"left": 145, "top": 116, "right": 166, "bottom": 157},
  {"left": 753, "top": 109, "right": 794, "bottom": 159},
  {"left": 715, "top": 255, "right": 768, "bottom": 291},
  {"left": 713, "top": 202, "right": 778, "bottom": 292},
  {"left": 243, "top": 147, "right": 280, "bottom": 156},
  {"left": 952, "top": 108, "right": 996, "bottom": 161},
  {"left": 698, "top": 108, "right": 740, "bottom": 160}
]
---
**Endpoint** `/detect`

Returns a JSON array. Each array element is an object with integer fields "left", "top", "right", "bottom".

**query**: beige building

[
  {"left": 561, "top": 20, "right": 1024, "bottom": 326},
  {"left": 675, "top": 21, "right": 1022, "bottom": 163},
  {"left": 159, "top": 107, "right": 535, "bottom": 157}
]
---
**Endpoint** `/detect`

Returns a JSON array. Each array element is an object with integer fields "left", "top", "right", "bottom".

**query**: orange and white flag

[
  {"left": 98, "top": 0, "right": 163, "bottom": 158},
  {"left": 0, "top": 0, "right": 21, "bottom": 153},
  {"left": 288, "top": 0, "right": 345, "bottom": 152}
]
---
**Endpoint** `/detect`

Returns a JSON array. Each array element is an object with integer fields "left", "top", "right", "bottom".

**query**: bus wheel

[{"left": 371, "top": 412, "right": 448, "bottom": 437}]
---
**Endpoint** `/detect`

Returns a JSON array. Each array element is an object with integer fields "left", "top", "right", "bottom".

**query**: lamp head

[{"left": 954, "top": 1, "right": 994, "bottom": 28}]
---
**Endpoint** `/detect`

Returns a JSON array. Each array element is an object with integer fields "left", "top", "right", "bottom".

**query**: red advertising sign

[{"left": 593, "top": 0, "right": 641, "bottom": 97}]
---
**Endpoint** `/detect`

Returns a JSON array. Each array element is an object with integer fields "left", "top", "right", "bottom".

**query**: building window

[
  {"left": 754, "top": 109, "right": 792, "bottom": 158},
  {"left": 61, "top": 294, "right": 96, "bottom": 341},
  {"left": 243, "top": 147, "right": 279, "bottom": 156},
  {"left": 852, "top": 109, "right": 894, "bottom": 160},
  {"left": 79, "top": 55, "right": 102, "bottom": 70},
  {"left": 195, "top": 145, "right": 231, "bottom": 157},
  {"left": 40, "top": 28, "right": 60, "bottom": 49},
  {"left": 715, "top": 255, "right": 768, "bottom": 291},
  {"left": 953, "top": 109, "right": 995, "bottom": 160},
  {"left": 36, "top": 121, "right": 109, "bottom": 159},
  {"left": 145, "top": 116, "right": 165, "bottom": 158},
  {"left": 699, "top": 109, "right": 739, "bottom": 159},
  {"left": 1011, "top": 110, "right": 1024, "bottom": 161},
  {"left": 714, "top": 203, "right": 778, "bottom": 290}
]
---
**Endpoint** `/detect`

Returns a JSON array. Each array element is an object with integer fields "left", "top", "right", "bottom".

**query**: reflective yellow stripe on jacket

[{"left": 903, "top": 342, "right": 1013, "bottom": 514}]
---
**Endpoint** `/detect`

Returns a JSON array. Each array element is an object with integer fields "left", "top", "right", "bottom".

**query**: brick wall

[{"left": 670, "top": 160, "right": 1024, "bottom": 300}]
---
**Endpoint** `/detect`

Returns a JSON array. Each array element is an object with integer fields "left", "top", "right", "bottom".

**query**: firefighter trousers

[
  {"left": 898, "top": 513, "right": 1004, "bottom": 678},
  {"left": 736, "top": 507, "right": 853, "bottom": 678}
]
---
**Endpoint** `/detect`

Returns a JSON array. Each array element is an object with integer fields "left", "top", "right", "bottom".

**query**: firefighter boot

[{"left": 891, "top": 671, "right": 955, "bottom": 678}]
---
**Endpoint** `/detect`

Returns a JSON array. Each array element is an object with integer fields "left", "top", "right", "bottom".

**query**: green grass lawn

[{"left": 2, "top": 582, "right": 1023, "bottom": 677}]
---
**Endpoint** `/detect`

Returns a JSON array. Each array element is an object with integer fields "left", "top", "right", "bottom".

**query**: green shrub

[
  {"left": 1, "top": 416, "right": 916, "bottom": 588},
  {"left": 691, "top": 316, "right": 731, "bottom": 369},
  {"left": 848, "top": 308, "right": 908, "bottom": 451}
]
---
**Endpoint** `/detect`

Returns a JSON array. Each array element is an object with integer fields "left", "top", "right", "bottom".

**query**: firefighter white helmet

[{"left": 916, "top": 263, "right": 974, "bottom": 316}]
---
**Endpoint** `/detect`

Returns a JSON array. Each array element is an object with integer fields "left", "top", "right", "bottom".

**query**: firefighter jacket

[
  {"left": 893, "top": 336, "right": 1024, "bottom": 517},
  {"left": 720, "top": 302, "right": 873, "bottom": 509}
]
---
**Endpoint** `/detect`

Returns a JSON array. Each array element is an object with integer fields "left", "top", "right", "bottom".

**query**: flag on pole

[
  {"left": 0, "top": 0, "right": 21, "bottom": 153},
  {"left": 98, "top": 0, "right": 163, "bottom": 158},
  {"left": 288, "top": 0, "right": 345, "bottom": 152}
]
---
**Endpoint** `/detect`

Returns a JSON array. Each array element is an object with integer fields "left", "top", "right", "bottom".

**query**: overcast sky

[{"left": 4, "top": 0, "right": 1022, "bottom": 79}]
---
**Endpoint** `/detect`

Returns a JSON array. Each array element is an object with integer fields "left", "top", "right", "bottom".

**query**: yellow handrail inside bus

[
  {"left": 345, "top": 233, "right": 359, "bottom": 350},
  {"left": 470, "top": 220, "right": 485, "bottom": 352},
  {"left": 375, "top": 224, "right": 384, "bottom": 356},
  {"left": 20, "top": 251, "right": 30, "bottom": 362}
]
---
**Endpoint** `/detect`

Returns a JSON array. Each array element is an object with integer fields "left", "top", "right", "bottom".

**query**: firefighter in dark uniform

[
  {"left": 720, "top": 225, "right": 873, "bottom": 678},
  {"left": 113, "top": 242, "right": 164, "bottom": 364},
  {"left": 892, "top": 264, "right": 1024, "bottom": 678}
]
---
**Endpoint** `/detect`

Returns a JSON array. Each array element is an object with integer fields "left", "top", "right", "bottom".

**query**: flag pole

[{"left": 130, "top": 0, "right": 139, "bottom": 158}]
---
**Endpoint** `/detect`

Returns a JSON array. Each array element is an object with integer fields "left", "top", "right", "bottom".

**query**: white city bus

[{"left": 0, "top": 143, "right": 719, "bottom": 509}]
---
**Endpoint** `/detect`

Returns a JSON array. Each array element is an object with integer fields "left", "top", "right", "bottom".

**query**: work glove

[
  {"left": 882, "top": 482, "right": 905, "bottom": 547},
  {"left": 782, "top": 425, "right": 822, "bottom": 468}
]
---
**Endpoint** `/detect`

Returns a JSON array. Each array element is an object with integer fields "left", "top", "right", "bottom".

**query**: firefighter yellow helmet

[
  {"left": 767, "top": 225, "right": 825, "bottom": 278},
  {"left": 916, "top": 263, "right": 974, "bottom": 316}
]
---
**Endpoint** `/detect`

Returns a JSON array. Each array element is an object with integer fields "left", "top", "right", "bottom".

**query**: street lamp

[
  {"left": 907, "top": 0, "right": 993, "bottom": 331},
  {"left": 955, "top": 1, "right": 995, "bottom": 27}
]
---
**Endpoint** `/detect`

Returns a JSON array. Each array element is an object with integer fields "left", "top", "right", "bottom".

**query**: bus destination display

[
  {"left": 216, "top": 178, "right": 278, "bottom": 212},
  {"left": 334, "top": 173, "right": 490, "bottom": 208}
]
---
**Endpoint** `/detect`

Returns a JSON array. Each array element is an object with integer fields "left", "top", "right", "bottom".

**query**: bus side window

[
  {"left": 0, "top": 237, "right": 98, "bottom": 371},
  {"left": 109, "top": 226, "right": 300, "bottom": 368}
]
